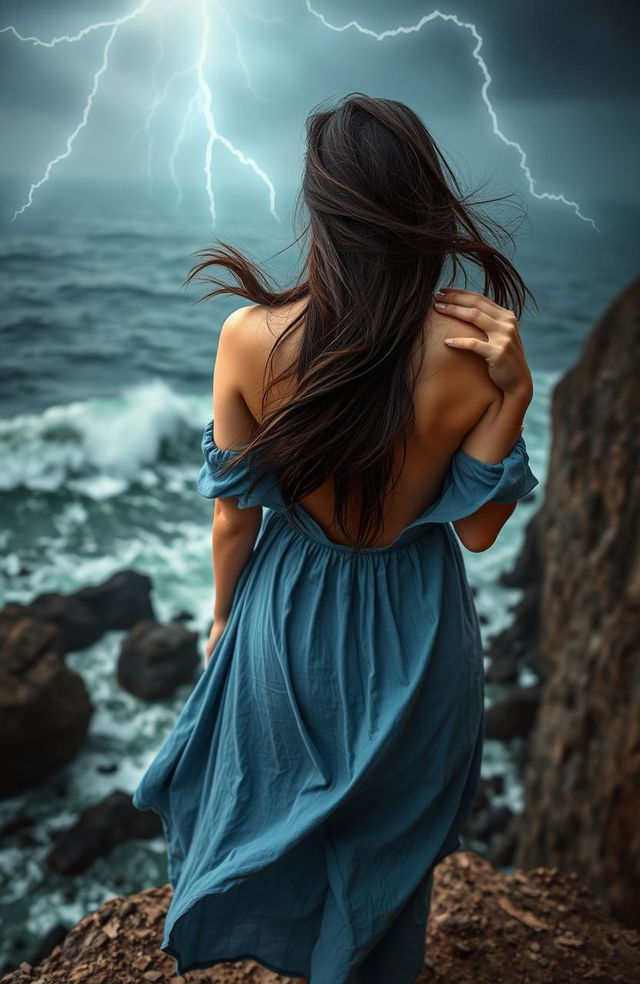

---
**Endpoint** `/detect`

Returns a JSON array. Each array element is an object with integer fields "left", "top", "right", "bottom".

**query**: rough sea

[{"left": 1, "top": 174, "right": 638, "bottom": 966}]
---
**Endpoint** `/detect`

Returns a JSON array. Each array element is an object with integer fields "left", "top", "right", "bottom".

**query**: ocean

[{"left": 1, "top": 174, "right": 638, "bottom": 967}]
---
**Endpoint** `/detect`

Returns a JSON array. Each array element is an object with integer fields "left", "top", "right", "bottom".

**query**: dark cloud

[{"left": 0, "top": 0, "right": 637, "bottom": 207}]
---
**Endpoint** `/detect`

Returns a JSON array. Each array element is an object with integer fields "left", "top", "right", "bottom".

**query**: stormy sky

[{"left": 0, "top": 0, "right": 638, "bottom": 226}]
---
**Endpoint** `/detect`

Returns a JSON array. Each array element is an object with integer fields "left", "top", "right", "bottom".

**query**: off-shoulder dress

[{"left": 132, "top": 420, "right": 539, "bottom": 984}]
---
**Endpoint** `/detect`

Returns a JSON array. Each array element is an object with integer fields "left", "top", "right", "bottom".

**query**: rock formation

[
  {"left": 0, "top": 569, "right": 189, "bottom": 797},
  {"left": 497, "top": 275, "right": 640, "bottom": 928},
  {"left": 46, "top": 790, "right": 162, "bottom": 875},
  {"left": 0, "top": 608, "right": 92, "bottom": 798},
  {"left": 117, "top": 619, "right": 199, "bottom": 699},
  {"left": 24, "top": 570, "right": 155, "bottom": 652},
  {"left": 2, "top": 852, "right": 637, "bottom": 984}
]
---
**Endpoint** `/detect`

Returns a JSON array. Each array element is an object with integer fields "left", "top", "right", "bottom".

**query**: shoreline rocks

[
  {"left": 117, "top": 620, "right": 199, "bottom": 700},
  {"left": 0, "top": 608, "right": 92, "bottom": 798},
  {"left": 0, "top": 568, "right": 200, "bottom": 798}
]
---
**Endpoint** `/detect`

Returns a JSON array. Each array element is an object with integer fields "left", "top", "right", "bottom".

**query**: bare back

[{"left": 223, "top": 299, "right": 501, "bottom": 548}]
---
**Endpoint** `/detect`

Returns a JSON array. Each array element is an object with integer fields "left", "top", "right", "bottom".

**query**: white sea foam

[{"left": 0, "top": 378, "right": 207, "bottom": 498}]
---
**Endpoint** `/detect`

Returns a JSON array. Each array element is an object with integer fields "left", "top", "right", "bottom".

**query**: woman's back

[
  {"left": 218, "top": 299, "right": 501, "bottom": 548},
  {"left": 132, "top": 92, "right": 540, "bottom": 983}
]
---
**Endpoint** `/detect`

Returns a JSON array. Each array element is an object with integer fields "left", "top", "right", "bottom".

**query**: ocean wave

[
  {"left": 0, "top": 380, "right": 207, "bottom": 498},
  {"left": 88, "top": 228, "right": 155, "bottom": 243},
  {"left": 52, "top": 279, "right": 183, "bottom": 301},
  {"left": 0, "top": 315, "right": 49, "bottom": 334},
  {"left": 0, "top": 247, "right": 87, "bottom": 263}
]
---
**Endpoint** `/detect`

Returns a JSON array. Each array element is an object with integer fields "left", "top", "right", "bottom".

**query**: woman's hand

[
  {"left": 204, "top": 616, "right": 228, "bottom": 669},
  {"left": 433, "top": 287, "right": 533, "bottom": 399}
]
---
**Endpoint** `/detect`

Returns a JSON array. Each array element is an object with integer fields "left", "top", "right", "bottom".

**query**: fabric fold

[
  {"left": 196, "top": 419, "right": 286, "bottom": 511},
  {"left": 132, "top": 415, "right": 540, "bottom": 980},
  {"left": 408, "top": 432, "right": 539, "bottom": 528}
]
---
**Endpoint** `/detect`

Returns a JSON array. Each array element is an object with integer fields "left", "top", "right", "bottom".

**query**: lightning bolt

[
  {"left": 305, "top": 2, "right": 599, "bottom": 231},
  {"left": 140, "top": 12, "right": 168, "bottom": 192},
  {"left": 1, "top": 2, "right": 596, "bottom": 232},
  {"left": 136, "top": 61, "right": 198, "bottom": 194},
  {"left": 1, "top": 0, "right": 279, "bottom": 226},
  {"left": 215, "top": 1, "right": 270, "bottom": 104},
  {"left": 195, "top": 0, "right": 278, "bottom": 225},
  {"left": 169, "top": 91, "right": 201, "bottom": 208},
  {"left": 0, "top": 4, "right": 154, "bottom": 48},
  {"left": 10, "top": 22, "right": 121, "bottom": 222}
]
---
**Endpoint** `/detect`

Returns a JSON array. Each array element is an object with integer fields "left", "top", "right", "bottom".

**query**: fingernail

[
  {"left": 444, "top": 338, "right": 454, "bottom": 344},
  {"left": 434, "top": 301, "right": 447, "bottom": 308}
]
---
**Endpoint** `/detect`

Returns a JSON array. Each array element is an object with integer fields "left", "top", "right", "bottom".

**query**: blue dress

[{"left": 132, "top": 419, "right": 539, "bottom": 983}]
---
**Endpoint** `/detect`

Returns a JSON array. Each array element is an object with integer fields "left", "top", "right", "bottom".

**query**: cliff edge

[{"left": 2, "top": 852, "right": 638, "bottom": 984}]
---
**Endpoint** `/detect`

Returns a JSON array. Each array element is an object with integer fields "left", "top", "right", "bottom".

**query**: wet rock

[
  {"left": 0, "top": 813, "right": 35, "bottom": 839},
  {"left": 117, "top": 619, "right": 199, "bottom": 700},
  {"left": 24, "top": 570, "right": 155, "bottom": 653},
  {"left": 0, "top": 608, "right": 92, "bottom": 798},
  {"left": 171, "top": 610, "right": 195, "bottom": 624},
  {"left": 468, "top": 804, "right": 514, "bottom": 842},
  {"left": 46, "top": 790, "right": 162, "bottom": 875},
  {"left": 484, "top": 686, "right": 541, "bottom": 741},
  {"left": 488, "top": 815, "right": 520, "bottom": 867}
]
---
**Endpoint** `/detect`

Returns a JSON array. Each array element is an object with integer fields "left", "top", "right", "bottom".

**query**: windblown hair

[{"left": 184, "top": 92, "right": 536, "bottom": 551}]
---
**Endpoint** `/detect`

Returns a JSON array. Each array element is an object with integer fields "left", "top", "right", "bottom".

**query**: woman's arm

[
  {"left": 456, "top": 388, "right": 531, "bottom": 466},
  {"left": 432, "top": 286, "right": 534, "bottom": 552},
  {"left": 450, "top": 389, "right": 532, "bottom": 552},
  {"left": 204, "top": 307, "right": 263, "bottom": 662},
  {"left": 211, "top": 500, "right": 263, "bottom": 623}
]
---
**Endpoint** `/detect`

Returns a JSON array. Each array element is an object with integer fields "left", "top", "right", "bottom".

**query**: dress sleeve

[
  {"left": 195, "top": 419, "right": 286, "bottom": 511},
  {"left": 419, "top": 432, "right": 539, "bottom": 524},
  {"left": 196, "top": 420, "right": 250, "bottom": 503}
]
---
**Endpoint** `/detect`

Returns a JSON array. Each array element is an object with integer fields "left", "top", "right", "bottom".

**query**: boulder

[
  {"left": 0, "top": 607, "right": 92, "bottom": 798},
  {"left": 484, "top": 685, "right": 541, "bottom": 741},
  {"left": 117, "top": 620, "right": 199, "bottom": 700},
  {"left": 24, "top": 570, "right": 155, "bottom": 653},
  {"left": 46, "top": 790, "right": 162, "bottom": 875}
]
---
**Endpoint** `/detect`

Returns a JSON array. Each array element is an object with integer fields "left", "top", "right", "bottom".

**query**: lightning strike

[
  {"left": 169, "top": 91, "right": 201, "bottom": 208},
  {"left": 215, "top": 1, "right": 270, "bottom": 103},
  {"left": 141, "top": 14, "right": 168, "bottom": 191},
  {"left": 1, "top": 2, "right": 595, "bottom": 232},
  {"left": 0, "top": 3, "right": 154, "bottom": 48},
  {"left": 305, "top": 2, "right": 599, "bottom": 231},
  {"left": 10, "top": 22, "right": 120, "bottom": 222},
  {"left": 137, "top": 63, "right": 197, "bottom": 193},
  {"left": 2, "top": 0, "right": 279, "bottom": 226}
]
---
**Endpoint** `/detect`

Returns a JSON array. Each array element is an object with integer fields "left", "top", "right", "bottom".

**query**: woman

[{"left": 132, "top": 92, "right": 539, "bottom": 984}]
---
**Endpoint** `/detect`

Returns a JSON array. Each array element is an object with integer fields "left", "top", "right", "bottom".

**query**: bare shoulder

[
  {"left": 216, "top": 304, "right": 268, "bottom": 368},
  {"left": 219, "top": 303, "right": 259, "bottom": 340},
  {"left": 419, "top": 310, "right": 503, "bottom": 436},
  {"left": 220, "top": 301, "right": 298, "bottom": 346}
]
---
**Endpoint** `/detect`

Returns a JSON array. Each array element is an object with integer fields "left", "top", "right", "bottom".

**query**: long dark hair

[{"left": 185, "top": 92, "right": 536, "bottom": 551}]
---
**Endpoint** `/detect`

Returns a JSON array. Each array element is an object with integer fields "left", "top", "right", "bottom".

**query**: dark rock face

[
  {"left": 484, "top": 686, "right": 541, "bottom": 741},
  {"left": 0, "top": 569, "right": 156, "bottom": 797},
  {"left": 0, "top": 608, "right": 93, "bottom": 799},
  {"left": 512, "top": 276, "right": 640, "bottom": 928},
  {"left": 46, "top": 790, "right": 162, "bottom": 875},
  {"left": 24, "top": 570, "right": 155, "bottom": 653},
  {"left": 117, "top": 619, "right": 199, "bottom": 699}
]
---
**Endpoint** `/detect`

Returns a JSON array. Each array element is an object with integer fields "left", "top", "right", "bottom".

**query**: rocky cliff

[
  {"left": 508, "top": 275, "right": 640, "bottom": 926},
  {"left": 2, "top": 852, "right": 638, "bottom": 984}
]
